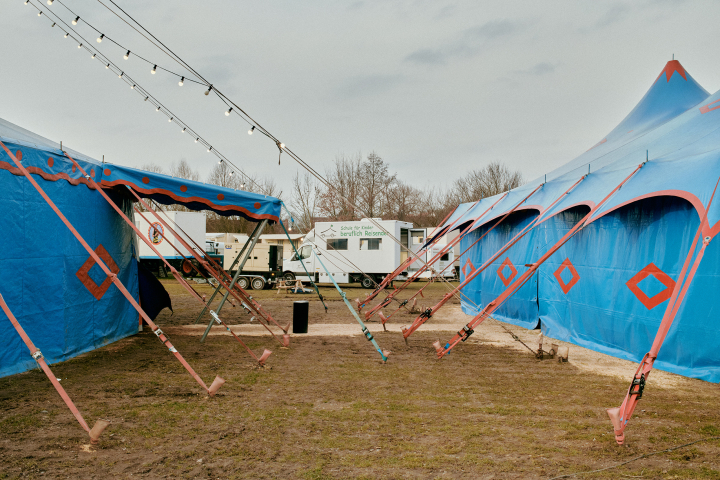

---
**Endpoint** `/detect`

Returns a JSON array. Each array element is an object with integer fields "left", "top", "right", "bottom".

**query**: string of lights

[
  {"left": 25, "top": 0, "right": 265, "bottom": 193},
  {"left": 79, "top": 0, "right": 460, "bottom": 285},
  {"left": 43, "top": 0, "right": 206, "bottom": 86},
  {"left": 24, "top": 0, "right": 464, "bottom": 295}
]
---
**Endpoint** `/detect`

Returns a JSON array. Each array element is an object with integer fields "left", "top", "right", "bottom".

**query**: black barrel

[{"left": 293, "top": 301, "right": 309, "bottom": 334}]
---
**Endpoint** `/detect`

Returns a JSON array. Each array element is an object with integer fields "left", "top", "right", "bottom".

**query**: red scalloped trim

[
  {"left": 100, "top": 179, "right": 279, "bottom": 222},
  {"left": 0, "top": 159, "right": 96, "bottom": 189}
]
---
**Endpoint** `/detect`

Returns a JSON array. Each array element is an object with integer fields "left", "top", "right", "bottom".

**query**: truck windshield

[{"left": 299, "top": 245, "right": 312, "bottom": 259}]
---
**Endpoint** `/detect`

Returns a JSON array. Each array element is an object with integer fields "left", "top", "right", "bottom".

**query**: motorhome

[
  {"left": 218, "top": 233, "right": 304, "bottom": 289},
  {"left": 283, "top": 218, "right": 429, "bottom": 288}
]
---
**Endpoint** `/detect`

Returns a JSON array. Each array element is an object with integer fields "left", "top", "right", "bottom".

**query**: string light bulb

[
  {"left": 24, "top": 0, "right": 29, "bottom": 4},
  {"left": 178, "top": 76, "right": 184, "bottom": 86},
  {"left": 156, "top": 106, "right": 161, "bottom": 112},
  {"left": 131, "top": 84, "right": 136, "bottom": 89},
  {"left": 225, "top": 107, "right": 233, "bottom": 116},
  {"left": 229, "top": 171, "right": 234, "bottom": 176},
  {"left": 118, "top": 72, "right": 124, "bottom": 79},
  {"left": 124, "top": 50, "right": 130, "bottom": 60},
  {"left": 72, "top": 16, "right": 79, "bottom": 25},
  {"left": 51, "top": 22, "right": 55, "bottom": 27},
  {"left": 38, "top": 11, "right": 43, "bottom": 16},
  {"left": 240, "top": 182, "right": 245, "bottom": 189},
  {"left": 91, "top": 53, "right": 96, "bottom": 59},
  {"left": 64, "top": 33, "right": 68, "bottom": 38},
  {"left": 209, "top": 147, "right": 214, "bottom": 153},
  {"left": 169, "top": 117, "right": 173, "bottom": 122},
  {"left": 106, "top": 63, "right": 109, "bottom": 69},
  {"left": 204, "top": 85, "right": 213, "bottom": 96},
  {"left": 144, "top": 96, "right": 149, "bottom": 101},
  {"left": 151, "top": 65, "right": 157, "bottom": 74},
  {"left": 77, "top": 43, "right": 82, "bottom": 48},
  {"left": 47, "top": 0, "right": 53, "bottom": 4},
  {"left": 195, "top": 138, "right": 199, "bottom": 143},
  {"left": 248, "top": 126, "right": 255, "bottom": 135},
  {"left": 182, "top": 127, "right": 186, "bottom": 133},
  {"left": 279, "top": 143, "right": 285, "bottom": 149},
  {"left": 97, "top": 34, "right": 104, "bottom": 43}
]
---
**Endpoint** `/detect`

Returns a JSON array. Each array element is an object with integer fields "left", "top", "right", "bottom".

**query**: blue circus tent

[
  {"left": 442, "top": 60, "right": 720, "bottom": 382},
  {"left": 0, "top": 117, "right": 281, "bottom": 378}
]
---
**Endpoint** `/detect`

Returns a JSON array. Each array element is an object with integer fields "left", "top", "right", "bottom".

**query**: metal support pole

[
  {"left": 200, "top": 219, "right": 268, "bottom": 342},
  {"left": 193, "top": 222, "right": 262, "bottom": 325}
]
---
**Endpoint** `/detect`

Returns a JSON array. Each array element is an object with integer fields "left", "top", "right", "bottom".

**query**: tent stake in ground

[
  {"left": 63, "top": 153, "right": 272, "bottom": 366},
  {"left": 607, "top": 178, "right": 718, "bottom": 445},
  {"left": 0, "top": 293, "right": 109, "bottom": 443},
  {"left": 0, "top": 141, "right": 224, "bottom": 396}
]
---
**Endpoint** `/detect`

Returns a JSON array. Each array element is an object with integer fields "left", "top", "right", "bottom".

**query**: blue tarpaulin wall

[
  {"left": 0, "top": 144, "right": 139, "bottom": 377},
  {"left": 0, "top": 116, "right": 284, "bottom": 378},
  {"left": 452, "top": 60, "right": 720, "bottom": 383}
]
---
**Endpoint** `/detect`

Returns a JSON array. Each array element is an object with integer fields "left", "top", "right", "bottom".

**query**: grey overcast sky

[{"left": 2, "top": 0, "right": 720, "bottom": 199}]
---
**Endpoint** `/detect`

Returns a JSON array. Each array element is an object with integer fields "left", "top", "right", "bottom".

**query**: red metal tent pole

[
  {"left": 0, "top": 141, "right": 223, "bottom": 396},
  {"left": 131, "top": 205, "right": 287, "bottom": 348},
  {"left": 128, "top": 191, "right": 289, "bottom": 345},
  {"left": 363, "top": 193, "right": 513, "bottom": 321},
  {"left": 400, "top": 178, "right": 582, "bottom": 339},
  {"left": 0, "top": 293, "right": 109, "bottom": 443},
  {"left": 356, "top": 203, "right": 465, "bottom": 309},
  {"left": 607, "top": 178, "right": 718, "bottom": 445},
  {"left": 436, "top": 164, "right": 644, "bottom": 357},
  {"left": 64, "top": 153, "right": 271, "bottom": 366}
]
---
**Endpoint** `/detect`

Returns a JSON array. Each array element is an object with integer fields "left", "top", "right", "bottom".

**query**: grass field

[{"left": 1, "top": 280, "right": 719, "bottom": 479}]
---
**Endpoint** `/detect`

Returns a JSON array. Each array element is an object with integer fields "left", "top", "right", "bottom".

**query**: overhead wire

[{"left": 25, "top": 0, "right": 268, "bottom": 194}]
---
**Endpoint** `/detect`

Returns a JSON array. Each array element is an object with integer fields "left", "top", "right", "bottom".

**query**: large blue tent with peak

[
  {"left": 442, "top": 60, "right": 720, "bottom": 382},
  {"left": 0, "top": 117, "right": 281, "bottom": 378}
]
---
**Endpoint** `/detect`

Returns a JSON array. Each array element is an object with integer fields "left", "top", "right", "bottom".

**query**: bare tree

[
  {"left": 447, "top": 161, "right": 523, "bottom": 206},
  {"left": 317, "top": 153, "right": 363, "bottom": 221},
  {"left": 289, "top": 171, "right": 320, "bottom": 231},
  {"left": 359, "top": 152, "right": 397, "bottom": 218},
  {"left": 169, "top": 159, "right": 200, "bottom": 182},
  {"left": 140, "top": 163, "right": 165, "bottom": 174}
]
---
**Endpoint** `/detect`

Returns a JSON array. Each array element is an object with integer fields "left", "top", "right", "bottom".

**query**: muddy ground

[{"left": 1, "top": 280, "right": 719, "bottom": 479}]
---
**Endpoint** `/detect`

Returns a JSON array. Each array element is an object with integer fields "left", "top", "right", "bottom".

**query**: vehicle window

[
  {"left": 299, "top": 245, "right": 312, "bottom": 259},
  {"left": 327, "top": 239, "right": 348, "bottom": 251},
  {"left": 411, "top": 231, "right": 424, "bottom": 245},
  {"left": 441, "top": 253, "right": 449, "bottom": 261},
  {"left": 360, "top": 238, "right": 381, "bottom": 250}
]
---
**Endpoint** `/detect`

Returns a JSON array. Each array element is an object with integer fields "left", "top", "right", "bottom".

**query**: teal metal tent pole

[
  {"left": 279, "top": 203, "right": 328, "bottom": 312},
  {"left": 311, "top": 247, "right": 390, "bottom": 362},
  {"left": 200, "top": 219, "right": 268, "bottom": 343},
  {"left": 193, "top": 221, "right": 263, "bottom": 324}
]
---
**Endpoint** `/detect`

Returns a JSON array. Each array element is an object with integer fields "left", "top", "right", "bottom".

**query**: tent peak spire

[{"left": 655, "top": 59, "right": 687, "bottom": 83}]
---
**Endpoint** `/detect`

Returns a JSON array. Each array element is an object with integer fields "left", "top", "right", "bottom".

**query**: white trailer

[
  {"left": 134, "top": 211, "right": 207, "bottom": 276},
  {"left": 406, "top": 228, "right": 457, "bottom": 280},
  {"left": 283, "top": 218, "right": 416, "bottom": 288}
]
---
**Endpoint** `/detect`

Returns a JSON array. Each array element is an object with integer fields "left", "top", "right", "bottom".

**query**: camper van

[
  {"left": 283, "top": 219, "right": 425, "bottom": 288},
  {"left": 219, "top": 233, "right": 304, "bottom": 289},
  {"left": 134, "top": 211, "right": 206, "bottom": 276}
]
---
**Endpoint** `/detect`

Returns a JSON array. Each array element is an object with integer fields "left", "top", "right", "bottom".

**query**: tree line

[{"left": 141, "top": 152, "right": 523, "bottom": 234}]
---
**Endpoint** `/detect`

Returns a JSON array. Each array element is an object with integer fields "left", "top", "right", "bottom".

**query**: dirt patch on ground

[{"left": 1, "top": 280, "right": 719, "bottom": 479}]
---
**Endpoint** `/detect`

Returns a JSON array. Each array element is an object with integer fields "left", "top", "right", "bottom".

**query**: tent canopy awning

[
  {"left": 0, "top": 117, "right": 281, "bottom": 222},
  {"left": 100, "top": 164, "right": 281, "bottom": 222}
]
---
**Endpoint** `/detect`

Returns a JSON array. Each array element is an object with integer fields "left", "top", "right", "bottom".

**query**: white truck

[
  {"left": 134, "top": 211, "right": 209, "bottom": 276},
  {"left": 283, "top": 218, "right": 436, "bottom": 288}
]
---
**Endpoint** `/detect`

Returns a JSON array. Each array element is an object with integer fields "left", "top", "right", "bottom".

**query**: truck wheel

[
  {"left": 237, "top": 277, "right": 250, "bottom": 290},
  {"left": 251, "top": 277, "right": 266, "bottom": 290},
  {"left": 361, "top": 276, "right": 375, "bottom": 289},
  {"left": 283, "top": 272, "right": 296, "bottom": 282}
]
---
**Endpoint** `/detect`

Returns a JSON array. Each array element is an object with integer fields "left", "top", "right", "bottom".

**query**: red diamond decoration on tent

[
  {"left": 626, "top": 263, "right": 676, "bottom": 310},
  {"left": 76, "top": 245, "right": 120, "bottom": 300},
  {"left": 461, "top": 258, "right": 476, "bottom": 279},
  {"left": 553, "top": 258, "right": 580, "bottom": 294},
  {"left": 497, "top": 257, "right": 518, "bottom": 287}
]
